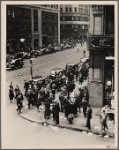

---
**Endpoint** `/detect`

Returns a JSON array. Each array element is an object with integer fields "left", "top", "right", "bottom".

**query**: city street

[
  {"left": 2, "top": 43, "right": 115, "bottom": 149},
  {"left": 6, "top": 43, "right": 87, "bottom": 93}
]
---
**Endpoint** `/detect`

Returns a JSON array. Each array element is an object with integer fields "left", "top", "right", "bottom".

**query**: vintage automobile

[
  {"left": 6, "top": 58, "right": 24, "bottom": 70},
  {"left": 80, "top": 57, "right": 89, "bottom": 63},
  {"left": 49, "top": 68, "right": 64, "bottom": 80},
  {"left": 78, "top": 57, "right": 89, "bottom": 67},
  {"left": 23, "top": 52, "right": 30, "bottom": 59},
  {"left": 31, "top": 50, "right": 38, "bottom": 58},
  {"left": 50, "top": 68, "right": 64, "bottom": 76},
  {"left": 53, "top": 45, "right": 62, "bottom": 52},
  {"left": 65, "top": 62, "right": 78, "bottom": 75},
  {"left": 28, "top": 75, "right": 45, "bottom": 89}
]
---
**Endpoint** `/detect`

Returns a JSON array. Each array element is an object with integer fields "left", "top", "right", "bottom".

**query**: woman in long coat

[
  {"left": 86, "top": 104, "right": 93, "bottom": 130},
  {"left": 9, "top": 87, "right": 14, "bottom": 102},
  {"left": 38, "top": 102, "right": 46, "bottom": 126}
]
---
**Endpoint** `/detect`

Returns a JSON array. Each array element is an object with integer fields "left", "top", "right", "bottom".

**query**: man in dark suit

[{"left": 86, "top": 104, "right": 93, "bottom": 130}]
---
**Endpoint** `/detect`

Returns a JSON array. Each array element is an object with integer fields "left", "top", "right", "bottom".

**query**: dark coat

[{"left": 87, "top": 107, "right": 92, "bottom": 119}]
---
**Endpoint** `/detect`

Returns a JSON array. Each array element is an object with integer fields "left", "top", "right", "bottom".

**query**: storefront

[{"left": 104, "top": 57, "right": 114, "bottom": 107}]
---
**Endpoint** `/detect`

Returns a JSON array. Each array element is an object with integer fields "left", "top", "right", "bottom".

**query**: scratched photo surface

[{"left": 1, "top": 1, "right": 118, "bottom": 149}]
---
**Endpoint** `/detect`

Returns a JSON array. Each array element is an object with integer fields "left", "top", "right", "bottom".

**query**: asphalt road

[{"left": 2, "top": 42, "right": 115, "bottom": 149}]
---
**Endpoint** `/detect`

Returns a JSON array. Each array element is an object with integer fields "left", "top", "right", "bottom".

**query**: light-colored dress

[{"left": 38, "top": 104, "right": 45, "bottom": 123}]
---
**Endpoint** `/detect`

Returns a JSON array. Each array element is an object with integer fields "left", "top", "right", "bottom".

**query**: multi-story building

[
  {"left": 7, "top": 5, "right": 60, "bottom": 54},
  {"left": 88, "top": 5, "right": 114, "bottom": 107},
  {"left": 60, "top": 5, "right": 90, "bottom": 40}
]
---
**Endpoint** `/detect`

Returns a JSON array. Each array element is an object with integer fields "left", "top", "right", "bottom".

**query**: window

[
  {"left": 65, "top": 7, "right": 68, "bottom": 12},
  {"left": 33, "top": 10, "right": 38, "bottom": 21},
  {"left": 76, "top": 16, "right": 78, "bottom": 21},
  {"left": 79, "top": 8, "right": 83, "bottom": 13},
  {"left": 84, "top": 9, "right": 88, "bottom": 14},
  {"left": 34, "top": 22, "right": 38, "bottom": 31},
  {"left": 74, "top": 7, "right": 77, "bottom": 13},
  {"left": 65, "top": 25, "right": 72, "bottom": 28},
  {"left": 105, "top": 6, "right": 114, "bottom": 34},
  {"left": 69, "top": 7, "right": 72, "bottom": 12},
  {"left": 7, "top": 8, "right": 11, "bottom": 16},
  {"left": 84, "top": 25, "right": 88, "bottom": 29},
  {"left": 60, "top": 8, "right": 63, "bottom": 12},
  {"left": 33, "top": 10, "right": 38, "bottom": 31},
  {"left": 84, "top": 17, "right": 88, "bottom": 21},
  {"left": 94, "top": 16, "right": 102, "bottom": 35},
  {"left": 34, "top": 39, "right": 39, "bottom": 50},
  {"left": 62, "top": 16, "right": 65, "bottom": 21},
  {"left": 78, "top": 25, "right": 82, "bottom": 29}
]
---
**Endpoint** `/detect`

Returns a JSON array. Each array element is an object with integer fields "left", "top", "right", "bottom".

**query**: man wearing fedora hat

[{"left": 82, "top": 97, "right": 88, "bottom": 118}]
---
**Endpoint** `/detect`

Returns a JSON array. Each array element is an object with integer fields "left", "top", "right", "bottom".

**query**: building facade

[
  {"left": 88, "top": 5, "right": 114, "bottom": 107},
  {"left": 7, "top": 5, "right": 60, "bottom": 54},
  {"left": 60, "top": 5, "right": 90, "bottom": 40}
]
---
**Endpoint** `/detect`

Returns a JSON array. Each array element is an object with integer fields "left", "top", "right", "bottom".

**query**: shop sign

[{"left": 91, "top": 37, "right": 114, "bottom": 48}]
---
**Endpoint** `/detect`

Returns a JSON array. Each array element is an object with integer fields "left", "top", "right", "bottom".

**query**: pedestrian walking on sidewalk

[
  {"left": 38, "top": 102, "right": 46, "bottom": 126},
  {"left": 79, "top": 74, "right": 83, "bottom": 85},
  {"left": 9, "top": 82, "right": 14, "bottom": 102},
  {"left": 59, "top": 92, "right": 65, "bottom": 112},
  {"left": 24, "top": 80, "right": 29, "bottom": 96},
  {"left": 16, "top": 90, "right": 24, "bottom": 114},
  {"left": 100, "top": 110, "right": 108, "bottom": 132},
  {"left": 83, "top": 50, "right": 86, "bottom": 57},
  {"left": 52, "top": 101, "right": 60, "bottom": 125},
  {"left": 82, "top": 97, "right": 88, "bottom": 118},
  {"left": 86, "top": 104, "right": 93, "bottom": 131},
  {"left": 51, "top": 83, "right": 56, "bottom": 99}
]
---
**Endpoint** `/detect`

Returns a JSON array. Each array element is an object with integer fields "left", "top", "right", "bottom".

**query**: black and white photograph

[{"left": 1, "top": 1, "right": 118, "bottom": 149}]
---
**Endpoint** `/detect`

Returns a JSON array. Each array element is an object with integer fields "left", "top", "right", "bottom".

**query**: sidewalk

[{"left": 20, "top": 80, "right": 115, "bottom": 138}]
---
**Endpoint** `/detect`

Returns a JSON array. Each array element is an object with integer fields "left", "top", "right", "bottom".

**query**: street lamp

[
  {"left": 28, "top": 35, "right": 33, "bottom": 81},
  {"left": 20, "top": 38, "right": 25, "bottom": 43},
  {"left": 20, "top": 20, "right": 33, "bottom": 80},
  {"left": 107, "top": 81, "right": 112, "bottom": 86}
]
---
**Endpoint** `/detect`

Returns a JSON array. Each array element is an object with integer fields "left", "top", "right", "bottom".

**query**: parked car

[
  {"left": 23, "top": 52, "right": 30, "bottom": 59},
  {"left": 50, "top": 68, "right": 64, "bottom": 77},
  {"left": 6, "top": 54, "right": 14, "bottom": 63},
  {"left": 40, "top": 47, "right": 47, "bottom": 55},
  {"left": 80, "top": 57, "right": 89, "bottom": 63},
  {"left": 31, "top": 50, "right": 38, "bottom": 58},
  {"left": 36, "top": 50, "right": 43, "bottom": 56},
  {"left": 14, "top": 52, "right": 24, "bottom": 60},
  {"left": 28, "top": 75, "right": 45, "bottom": 88},
  {"left": 53, "top": 45, "right": 62, "bottom": 52},
  {"left": 45, "top": 47, "right": 52, "bottom": 54},
  {"left": 65, "top": 62, "right": 78, "bottom": 75},
  {"left": 6, "top": 58, "right": 24, "bottom": 70}
]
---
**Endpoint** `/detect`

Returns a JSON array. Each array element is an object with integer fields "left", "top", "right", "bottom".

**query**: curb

[{"left": 20, "top": 113, "right": 114, "bottom": 138}]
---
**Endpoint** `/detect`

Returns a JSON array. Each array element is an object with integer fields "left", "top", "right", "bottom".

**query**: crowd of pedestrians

[{"left": 8, "top": 56, "right": 109, "bottom": 133}]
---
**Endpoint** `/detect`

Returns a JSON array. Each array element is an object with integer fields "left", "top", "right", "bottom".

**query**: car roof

[
  {"left": 32, "top": 75, "right": 43, "bottom": 79},
  {"left": 51, "top": 68, "right": 63, "bottom": 71},
  {"left": 80, "top": 57, "right": 89, "bottom": 62},
  {"left": 66, "top": 62, "right": 77, "bottom": 66}
]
